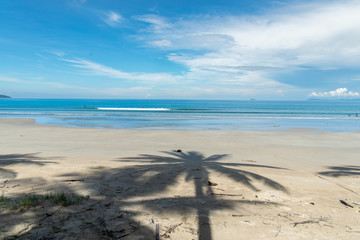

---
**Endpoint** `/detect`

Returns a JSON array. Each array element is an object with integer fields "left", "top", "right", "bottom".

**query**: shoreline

[
  {"left": 1, "top": 118, "right": 360, "bottom": 239},
  {"left": 1, "top": 117, "right": 358, "bottom": 133}
]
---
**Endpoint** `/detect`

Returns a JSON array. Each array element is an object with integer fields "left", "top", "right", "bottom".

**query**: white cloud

[
  {"left": 157, "top": 1, "right": 360, "bottom": 70},
  {"left": 310, "top": 88, "right": 360, "bottom": 98},
  {"left": 129, "top": 0, "right": 360, "bottom": 98},
  {"left": 103, "top": 11, "right": 123, "bottom": 27}
]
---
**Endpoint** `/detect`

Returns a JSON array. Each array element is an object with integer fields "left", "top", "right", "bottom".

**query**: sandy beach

[{"left": 1, "top": 118, "right": 360, "bottom": 239}]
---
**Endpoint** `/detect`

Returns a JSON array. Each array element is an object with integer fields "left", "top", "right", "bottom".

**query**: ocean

[{"left": 0, "top": 99, "right": 359, "bottom": 132}]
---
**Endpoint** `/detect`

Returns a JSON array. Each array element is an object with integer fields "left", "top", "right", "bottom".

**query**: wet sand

[{"left": 1, "top": 118, "right": 360, "bottom": 239}]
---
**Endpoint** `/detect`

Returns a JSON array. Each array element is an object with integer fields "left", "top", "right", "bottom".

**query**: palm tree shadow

[
  {"left": 317, "top": 165, "right": 360, "bottom": 177},
  {"left": 1, "top": 151, "right": 287, "bottom": 240},
  {"left": 114, "top": 150, "right": 288, "bottom": 240}
]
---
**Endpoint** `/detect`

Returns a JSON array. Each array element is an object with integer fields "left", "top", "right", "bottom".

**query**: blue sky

[{"left": 1, "top": 0, "right": 360, "bottom": 99}]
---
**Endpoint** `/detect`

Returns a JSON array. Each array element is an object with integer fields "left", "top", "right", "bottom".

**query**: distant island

[{"left": 0, "top": 94, "right": 11, "bottom": 98}]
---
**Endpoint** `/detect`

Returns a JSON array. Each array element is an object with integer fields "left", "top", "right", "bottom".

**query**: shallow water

[{"left": 0, "top": 99, "right": 359, "bottom": 132}]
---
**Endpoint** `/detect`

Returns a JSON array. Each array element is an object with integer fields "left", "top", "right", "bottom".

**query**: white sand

[{"left": 1, "top": 119, "right": 360, "bottom": 239}]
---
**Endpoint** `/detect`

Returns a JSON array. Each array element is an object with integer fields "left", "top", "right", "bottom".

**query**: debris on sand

[
  {"left": 339, "top": 200, "right": 353, "bottom": 208},
  {"left": 208, "top": 181, "right": 218, "bottom": 186}
]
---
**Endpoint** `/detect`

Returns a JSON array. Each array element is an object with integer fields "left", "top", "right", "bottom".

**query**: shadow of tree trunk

[{"left": 195, "top": 169, "right": 212, "bottom": 239}]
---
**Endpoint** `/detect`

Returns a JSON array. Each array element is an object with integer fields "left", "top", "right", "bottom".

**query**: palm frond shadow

[
  {"left": 117, "top": 151, "right": 288, "bottom": 193},
  {"left": 0, "top": 168, "right": 16, "bottom": 179},
  {"left": 0, "top": 153, "right": 60, "bottom": 166},
  {"left": 114, "top": 150, "right": 288, "bottom": 240},
  {"left": 317, "top": 165, "right": 360, "bottom": 177},
  {"left": 0, "top": 153, "right": 60, "bottom": 180}
]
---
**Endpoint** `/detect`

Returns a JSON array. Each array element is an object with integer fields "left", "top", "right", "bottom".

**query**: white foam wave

[{"left": 97, "top": 107, "right": 170, "bottom": 111}]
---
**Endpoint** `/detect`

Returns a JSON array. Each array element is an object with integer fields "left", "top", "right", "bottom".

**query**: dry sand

[{"left": 1, "top": 118, "right": 360, "bottom": 239}]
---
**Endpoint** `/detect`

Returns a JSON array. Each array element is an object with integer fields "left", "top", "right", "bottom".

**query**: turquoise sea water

[{"left": 0, "top": 99, "right": 359, "bottom": 132}]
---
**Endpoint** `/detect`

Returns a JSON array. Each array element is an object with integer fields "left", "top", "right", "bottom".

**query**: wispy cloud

[
  {"left": 62, "top": 58, "right": 181, "bottom": 83},
  {"left": 61, "top": 56, "right": 298, "bottom": 98},
  {"left": 352, "top": 76, "right": 360, "bottom": 81},
  {"left": 0, "top": 76, "right": 23, "bottom": 83},
  {"left": 149, "top": 39, "right": 172, "bottom": 48},
  {"left": 0, "top": 75, "right": 84, "bottom": 89},
  {"left": 133, "top": 14, "right": 171, "bottom": 32},
  {"left": 310, "top": 88, "right": 360, "bottom": 98},
  {"left": 100, "top": 87, "right": 151, "bottom": 97},
  {"left": 102, "top": 11, "right": 123, "bottom": 27},
  {"left": 47, "top": 50, "right": 65, "bottom": 57}
]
